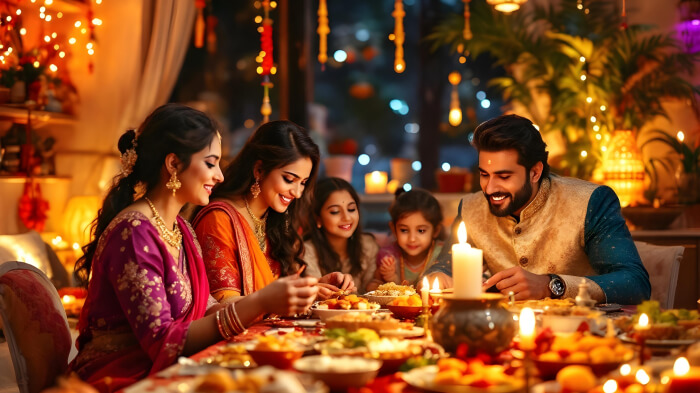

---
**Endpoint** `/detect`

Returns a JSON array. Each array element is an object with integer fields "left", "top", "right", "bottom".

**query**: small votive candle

[
  {"left": 364, "top": 171, "right": 388, "bottom": 194},
  {"left": 519, "top": 307, "right": 536, "bottom": 351}
]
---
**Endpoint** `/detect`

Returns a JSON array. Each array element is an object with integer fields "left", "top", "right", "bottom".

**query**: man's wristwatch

[{"left": 548, "top": 274, "right": 566, "bottom": 298}]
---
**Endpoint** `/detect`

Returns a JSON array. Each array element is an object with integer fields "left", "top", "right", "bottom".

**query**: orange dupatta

[{"left": 192, "top": 201, "right": 278, "bottom": 299}]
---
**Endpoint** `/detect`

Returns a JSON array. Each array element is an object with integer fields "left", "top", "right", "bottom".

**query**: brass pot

[{"left": 431, "top": 293, "right": 515, "bottom": 356}]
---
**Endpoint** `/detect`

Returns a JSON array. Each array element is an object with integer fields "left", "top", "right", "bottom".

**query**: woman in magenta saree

[{"left": 70, "top": 213, "right": 212, "bottom": 391}]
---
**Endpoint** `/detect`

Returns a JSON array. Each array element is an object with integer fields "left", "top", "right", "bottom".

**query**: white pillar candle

[
  {"left": 519, "top": 307, "right": 536, "bottom": 351},
  {"left": 451, "top": 221, "right": 483, "bottom": 299}
]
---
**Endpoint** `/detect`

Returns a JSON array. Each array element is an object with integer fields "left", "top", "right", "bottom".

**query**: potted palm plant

[{"left": 428, "top": 0, "right": 699, "bottom": 182}]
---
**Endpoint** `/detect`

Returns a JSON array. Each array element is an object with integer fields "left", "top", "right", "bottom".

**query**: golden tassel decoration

[
  {"left": 463, "top": 0, "right": 472, "bottom": 41},
  {"left": 392, "top": 0, "right": 405, "bottom": 73},
  {"left": 317, "top": 0, "right": 329, "bottom": 69}
]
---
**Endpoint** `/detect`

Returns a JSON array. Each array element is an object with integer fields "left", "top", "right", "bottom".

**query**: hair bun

[{"left": 118, "top": 129, "right": 137, "bottom": 154}]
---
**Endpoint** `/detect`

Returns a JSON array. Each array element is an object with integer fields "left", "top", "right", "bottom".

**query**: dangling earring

[
  {"left": 285, "top": 210, "right": 290, "bottom": 234},
  {"left": 166, "top": 170, "right": 181, "bottom": 196},
  {"left": 250, "top": 178, "right": 261, "bottom": 199}
]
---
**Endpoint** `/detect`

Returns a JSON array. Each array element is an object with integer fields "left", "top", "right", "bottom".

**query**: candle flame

[
  {"left": 519, "top": 307, "right": 535, "bottom": 336},
  {"left": 371, "top": 171, "right": 382, "bottom": 181},
  {"left": 422, "top": 276, "right": 429, "bottom": 290},
  {"left": 635, "top": 368, "right": 650, "bottom": 385},
  {"left": 62, "top": 295, "right": 75, "bottom": 304},
  {"left": 638, "top": 313, "right": 649, "bottom": 327},
  {"left": 431, "top": 277, "right": 440, "bottom": 292},
  {"left": 677, "top": 130, "right": 685, "bottom": 143},
  {"left": 620, "top": 364, "right": 631, "bottom": 376},
  {"left": 457, "top": 221, "right": 467, "bottom": 244},
  {"left": 674, "top": 357, "right": 690, "bottom": 376},
  {"left": 603, "top": 379, "right": 618, "bottom": 393}
]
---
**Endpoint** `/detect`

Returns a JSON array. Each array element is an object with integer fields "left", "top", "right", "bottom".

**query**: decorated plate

[
  {"left": 379, "top": 326, "right": 425, "bottom": 338},
  {"left": 312, "top": 307, "right": 377, "bottom": 321},
  {"left": 619, "top": 333, "right": 697, "bottom": 347},
  {"left": 401, "top": 365, "right": 523, "bottom": 393}
]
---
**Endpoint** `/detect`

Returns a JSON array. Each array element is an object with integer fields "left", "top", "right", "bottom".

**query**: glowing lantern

[
  {"left": 486, "top": 0, "right": 527, "bottom": 13},
  {"left": 317, "top": 0, "right": 329, "bottom": 68},
  {"left": 602, "top": 130, "right": 645, "bottom": 207},
  {"left": 62, "top": 195, "right": 101, "bottom": 247}
]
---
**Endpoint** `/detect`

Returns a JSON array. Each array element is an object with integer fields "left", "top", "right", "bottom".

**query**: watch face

[{"left": 550, "top": 278, "right": 565, "bottom": 297}]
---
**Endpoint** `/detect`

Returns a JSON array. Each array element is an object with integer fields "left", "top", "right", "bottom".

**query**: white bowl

[
  {"left": 293, "top": 355, "right": 382, "bottom": 390},
  {"left": 312, "top": 308, "right": 377, "bottom": 321},
  {"left": 541, "top": 315, "right": 589, "bottom": 333}
]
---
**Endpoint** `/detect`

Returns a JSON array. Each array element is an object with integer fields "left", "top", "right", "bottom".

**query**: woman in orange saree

[{"left": 192, "top": 120, "right": 355, "bottom": 305}]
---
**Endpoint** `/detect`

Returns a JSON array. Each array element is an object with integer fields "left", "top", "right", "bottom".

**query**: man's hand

[
  {"left": 482, "top": 266, "right": 551, "bottom": 300},
  {"left": 424, "top": 272, "right": 453, "bottom": 290},
  {"left": 378, "top": 255, "right": 398, "bottom": 282}
]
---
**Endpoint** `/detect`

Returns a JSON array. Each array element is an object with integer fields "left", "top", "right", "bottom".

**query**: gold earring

[
  {"left": 250, "top": 178, "right": 261, "bottom": 199},
  {"left": 166, "top": 170, "right": 181, "bottom": 196}
]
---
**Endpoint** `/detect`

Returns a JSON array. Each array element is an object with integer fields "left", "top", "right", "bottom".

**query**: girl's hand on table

[{"left": 319, "top": 272, "right": 357, "bottom": 293}]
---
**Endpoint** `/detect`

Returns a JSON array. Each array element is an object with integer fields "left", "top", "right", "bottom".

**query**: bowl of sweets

[
  {"left": 312, "top": 293, "right": 380, "bottom": 321},
  {"left": 364, "top": 283, "right": 416, "bottom": 307},
  {"left": 386, "top": 294, "right": 424, "bottom": 319},
  {"left": 245, "top": 333, "right": 306, "bottom": 369}
]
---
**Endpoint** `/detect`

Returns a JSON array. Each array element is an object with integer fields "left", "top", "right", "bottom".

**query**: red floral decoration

[{"left": 18, "top": 179, "right": 49, "bottom": 232}]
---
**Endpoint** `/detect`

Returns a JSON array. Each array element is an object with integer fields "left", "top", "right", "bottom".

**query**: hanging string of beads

[
  {"left": 391, "top": 0, "right": 405, "bottom": 73},
  {"left": 256, "top": 0, "right": 276, "bottom": 123},
  {"left": 317, "top": 0, "right": 329, "bottom": 70}
]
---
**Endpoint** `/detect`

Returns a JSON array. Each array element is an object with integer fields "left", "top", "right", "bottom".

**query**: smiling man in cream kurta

[{"left": 426, "top": 115, "right": 650, "bottom": 305}]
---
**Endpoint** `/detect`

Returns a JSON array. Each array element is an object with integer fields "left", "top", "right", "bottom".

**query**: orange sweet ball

[{"left": 556, "top": 365, "right": 597, "bottom": 392}]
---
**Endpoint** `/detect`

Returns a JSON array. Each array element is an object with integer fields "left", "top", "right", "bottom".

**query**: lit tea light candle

[
  {"left": 451, "top": 222, "right": 483, "bottom": 299},
  {"left": 635, "top": 368, "right": 650, "bottom": 385},
  {"left": 61, "top": 294, "right": 76, "bottom": 305},
  {"left": 602, "top": 379, "right": 618, "bottom": 393},
  {"left": 421, "top": 276, "right": 429, "bottom": 306},
  {"left": 666, "top": 357, "right": 700, "bottom": 393},
  {"left": 636, "top": 313, "right": 650, "bottom": 331},
  {"left": 519, "top": 307, "right": 536, "bottom": 351},
  {"left": 364, "top": 171, "right": 388, "bottom": 194}
]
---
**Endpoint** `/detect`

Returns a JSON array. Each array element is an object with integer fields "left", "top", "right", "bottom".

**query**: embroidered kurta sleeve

[
  {"left": 583, "top": 186, "right": 651, "bottom": 304},
  {"left": 104, "top": 221, "right": 190, "bottom": 367},
  {"left": 193, "top": 209, "right": 243, "bottom": 298}
]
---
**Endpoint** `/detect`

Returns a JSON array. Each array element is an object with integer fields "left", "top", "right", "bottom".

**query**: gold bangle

[
  {"left": 223, "top": 305, "right": 241, "bottom": 336},
  {"left": 215, "top": 310, "right": 231, "bottom": 340},
  {"left": 230, "top": 304, "right": 246, "bottom": 334}
]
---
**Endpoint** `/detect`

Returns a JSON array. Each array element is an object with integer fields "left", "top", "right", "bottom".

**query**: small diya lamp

[
  {"left": 420, "top": 277, "right": 433, "bottom": 341},
  {"left": 429, "top": 277, "right": 442, "bottom": 312},
  {"left": 661, "top": 357, "right": 700, "bottom": 393}
]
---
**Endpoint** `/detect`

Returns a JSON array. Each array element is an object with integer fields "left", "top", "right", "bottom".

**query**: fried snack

[
  {"left": 195, "top": 370, "right": 238, "bottom": 393},
  {"left": 539, "top": 332, "right": 633, "bottom": 364},
  {"left": 315, "top": 294, "right": 380, "bottom": 310},
  {"left": 556, "top": 365, "right": 597, "bottom": 392},
  {"left": 324, "top": 311, "right": 408, "bottom": 332}
]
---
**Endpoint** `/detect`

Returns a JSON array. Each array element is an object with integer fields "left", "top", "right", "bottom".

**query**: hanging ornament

[
  {"left": 448, "top": 72, "right": 462, "bottom": 126},
  {"left": 194, "top": 0, "right": 206, "bottom": 48},
  {"left": 317, "top": 0, "right": 329, "bottom": 69},
  {"left": 392, "top": 0, "right": 405, "bottom": 73},
  {"left": 486, "top": 0, "right": 527, "bottom": 13},
  {"left": 18, "top": 179, "right": 50, "bottom": 232},
  {"left": 206, "top": 12, "right": 218, "bottom": 54},
  {"left": 620, "top": 0, "right": 628, "bottom": 30},
  {"left": 463, "top": 0, "right": 472, "bottom": 41},
  {"left": 258, "top": 0, "right": 276, "bottom": 123}
]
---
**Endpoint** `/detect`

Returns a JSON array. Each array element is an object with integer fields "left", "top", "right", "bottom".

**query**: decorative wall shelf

[{"left": 0, "top": 105, "right": 76, "bottom": 128}]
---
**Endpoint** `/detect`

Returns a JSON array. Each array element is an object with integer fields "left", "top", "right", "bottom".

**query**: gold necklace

[
  {"left": 144, "top": 197, "right": 182, "bottom": 250},
  {"left": 244, "top": 197, "right": 267, "bottom": 252}
]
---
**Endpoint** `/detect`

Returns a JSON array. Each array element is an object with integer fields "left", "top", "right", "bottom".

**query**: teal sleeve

[
  {"left": 584, "top": 186, "right": 651, "bottom": 304},
  {"left": 424, "top": 199, "right": 462, "bottom": 277}
]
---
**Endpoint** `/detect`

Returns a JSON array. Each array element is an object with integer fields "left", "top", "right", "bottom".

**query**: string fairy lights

[
  {"left": 391, "top": 0, "right": 405, "bottom": 73},
  {"left": 317, "top": 0, "right": 329, "bottom": 69}
]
